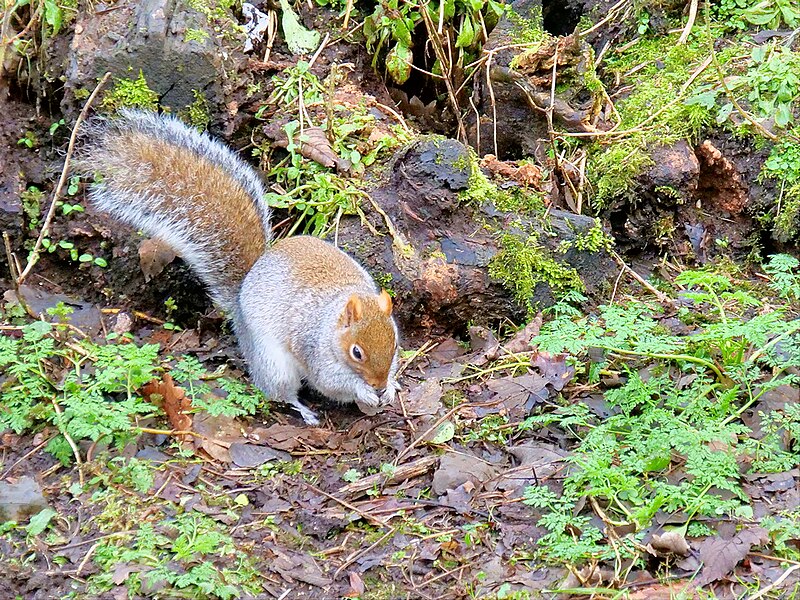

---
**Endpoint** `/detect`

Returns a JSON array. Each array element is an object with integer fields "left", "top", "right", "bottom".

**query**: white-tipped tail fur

[{"left": 75, "top": 109, "right": 272, "bottom": 311}]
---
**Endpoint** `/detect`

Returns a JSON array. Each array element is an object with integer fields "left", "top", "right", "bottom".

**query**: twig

[
  {"left": 338, "top": 455, "right": 439, "bottom": 497},
  {"left": 308, "top": 31, "right": 329, "bottom": 68},
  {"left": 16, "top": 72, "right": 111, "bottom": 285},
  {"left": 3, "top": 231, "right": 36, "bottom": 318},
  {"left": 302, "top": 481, "right": 388, "bottom": 527},
  {"left": 0, "top": 434, "right": 54, "bottom": 479},
  {"left": 610, "top": 250, "right": 669, "bottom": 302},
  {"left": 678, "top": 0, "right": 699, "bottom": 45},
  {"left": 51, "top": 397, "right": 84, "bottom": 486},
  {"left": 420, "top": 4, "right": 467, "bottom": 142},
  {"left": 746, "top": 564, "right": 800, "bottom": 600},
  {"left": 333, "top": 528, "right": 396, "bottom": 580}
]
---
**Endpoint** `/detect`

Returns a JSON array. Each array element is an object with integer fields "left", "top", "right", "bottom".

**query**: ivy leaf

[
  {"left": 279, "top": 0, "right": 320, "bottom": 55},
  {"left": 26, "top": 508, "right": 57, "bottom": 536},
  {"left": 775, "top": 103, "right": 792, "bottom": 128},
  {"left": 386, "top": 43, "right": 412, "bottom": 84},
  {"left": 455, "top": 15, "right": 475, "bottom": 48}
]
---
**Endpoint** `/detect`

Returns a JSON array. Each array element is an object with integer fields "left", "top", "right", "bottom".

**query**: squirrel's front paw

[
  {"left": 380, "top": 381, "right": 400, "bottom": 404},
  {"left": 356, "top": 388, "right": 381, "bottom": 407}
]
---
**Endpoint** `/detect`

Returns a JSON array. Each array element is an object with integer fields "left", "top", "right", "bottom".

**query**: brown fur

[
  {"left": 272, "top": 236, "right": 369, "bottom": 288},
  {"left": 116, "top": 132, "right": 267, "bottom": 283},
  {"left": 338, "top": 294, "right": 397, "bottom": 389}
]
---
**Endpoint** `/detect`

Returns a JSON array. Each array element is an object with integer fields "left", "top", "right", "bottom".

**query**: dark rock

[
  {"left": 0, "top": 477, "right": 49, "bottom": 522},
  {"left": 62, "top": 0, "right": 245, "bottom": 120},
  {"left": 339, "top": 138, "right": 615, "bottom": 341},
  {"left": 643, "top": 141, "right": 700, "bottom": 201}
]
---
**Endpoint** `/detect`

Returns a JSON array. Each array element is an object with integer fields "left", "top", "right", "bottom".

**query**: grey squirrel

[{"left": 76, "top": 109, "right": 400, "bottom": 425}]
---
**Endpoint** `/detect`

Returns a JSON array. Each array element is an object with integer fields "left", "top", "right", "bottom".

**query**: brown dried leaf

[
  {"left": 480, "top": 155, "right": 543, "bottom": 190},
  {"left": 142, "top": 374, "right": 192, "bottom": 434},
  {"left": 247, "top": 423, "right": 331, "bottom": 451},
  {"left": 138, "top": 238, "right": 177, "bottom": 282},
  {"left": 531, "top": 350, "right": 574, "bottom": 391},
  {"left": 270, "top": 125, "right": 351, "bottom": 172},
  {"left": 432, "top": 453, "right": 498, "bottom": 495},
  {"left": 347, "top": 571, "right": 365, "bottom": 597},
  {"left": 651, "top": 530, "right": 691, "bottom": 556},
  {"left": 192, "top": 413, "right": 248, "bottom": 463},
  {"left": 229, "top": 442, "right": 291, "bottom": 468},
  {"left": 504, "top": 315, "right": 542, "bottom": 354},
  {"left": 403, "top": 379, "right": 443, "bottom": 416},
  {"left": 696, "top": 527, "right": 769, "bottom": 587}
]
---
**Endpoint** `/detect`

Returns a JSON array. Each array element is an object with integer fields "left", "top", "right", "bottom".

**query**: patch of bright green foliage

[
  {"left": 101, "top": 71, "right": 159, "bottom": 112},
  {"left": 489, "top": 231, "right": 584, "bottom": 311},
  {"left": 760, "top": 139, "right": 800, "bottom": 241},
  {"left": 89, "top": 513, "right": 262, "bottom": 598},
  {"left": 259, "top": 61, "right": 411, "bottom": 237},
  {"left": 520, "top": 255, "right": 800, "bottom": 566},
  {"left": 0, "top": 304, "right": 268, "bottom": 465}
]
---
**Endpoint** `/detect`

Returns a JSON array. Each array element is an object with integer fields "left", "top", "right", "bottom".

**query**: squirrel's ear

[
  {"left": 377, "top": 290, "right": 393, "bottom": 315},
  {"left": 343, "top": 295, "right": 363, "bottom": 327}
]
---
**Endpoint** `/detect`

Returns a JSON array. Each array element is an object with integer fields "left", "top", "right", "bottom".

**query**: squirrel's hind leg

[{"left": 242, "top": 333, "right": 320, "bottom": 425}]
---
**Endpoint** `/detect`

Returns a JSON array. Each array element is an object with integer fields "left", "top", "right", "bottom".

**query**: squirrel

[{"left": 75, "top": 109, "right": 400, "bottom": 425}]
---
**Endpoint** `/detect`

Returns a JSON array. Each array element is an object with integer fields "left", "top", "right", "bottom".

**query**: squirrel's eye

[{"left": 350, "top": 344, "right": 364, "bottom": 362}]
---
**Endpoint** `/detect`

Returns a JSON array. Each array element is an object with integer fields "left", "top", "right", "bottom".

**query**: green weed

[{"left": 521, "top": 261, "right": 800, "bottom": 566}]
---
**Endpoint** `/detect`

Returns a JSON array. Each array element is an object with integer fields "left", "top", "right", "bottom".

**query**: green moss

[
  {"left": 459, "top": 152, "right": 544, "bottom": 213},
  {"left": 586, "top": 31, "right": 729, "bottom": 207},
  {"left": 506, "top": 5, "right": 546, "bottom": 45},
  {"left": 101, "top": 71, "right": 159, "bottom": 112},
  {"left": 183, "top": 28, "right": 210, "bottom": 43},
  {"left": 182, "top": 89, "right": 211, "bottom": 130},
  {"left": 489, "top": 232, "right": 584, "bottom": 310},
  {"left": 590, "top": 140, "right": 654, "bottom": 207},
  {"left": 561, "top": 218, "right": 614, "bottom": 253}
]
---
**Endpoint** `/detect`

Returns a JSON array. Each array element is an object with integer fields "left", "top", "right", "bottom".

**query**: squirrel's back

[{"left": 76, "top": 110, "right": 272, "bottom": 310}]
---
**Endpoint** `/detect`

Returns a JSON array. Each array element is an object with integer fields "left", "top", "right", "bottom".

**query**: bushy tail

[{"left": 75, "top": 109, "right": 272, "bottom": 311}]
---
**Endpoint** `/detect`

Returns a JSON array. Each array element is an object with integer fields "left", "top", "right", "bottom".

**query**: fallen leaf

[
  {"left": 695, "top": 526, "right": 769, "bottom": 587},
  {"left": 138, "top": 238, "right": 177, "bottom": 282},
  {"left": 425, "top": 420, "right": 455, "bottom": 444},
  {"left": 269, "top": 125, "right": 351, "bottom": 172},
  {"left": 531, "top": 350, "right": 574, "bottom": 391},
  {"left": 404, "top": 379, "right": 443, "bottom": 416},
  {"left": 485, "top": 373, "right": 549, "bottom": 416},
  {"left": 229, "top": 442, "right": 291, "bottom": 468},
  {"left": 142, "top": 374, "right": 192, "bottom": 436},
  {"left": 248, "top": 423, "right": 331, "bottom": 451},
  {"left": 651, "top": 530, "right": 691, "bottom": 556},
  {"left": 347, "top": 571, "right": 365, "bottom": 597},
  {"left": 504, "top": 315, "right": 543, "bottom": 354},
  {"left": 193, "top": 413, "right": 247, "bottom": 463},
  {"left": 432, "top": 453, "right": 498, "bottom": 495}
]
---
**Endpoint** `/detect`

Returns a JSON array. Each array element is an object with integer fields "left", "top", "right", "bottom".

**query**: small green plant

[
  {"left": 20, "top": 186, "right": 44, "bottom": 230},
  {"left": 0, "top": 319, "right": 160, "bottom": 464},
  {"left": 184, "top": 28, "right": 211, "bottom": 43},
  {"left": 101, "top": 71, "right": 159, "bottom": 112},
  {"left": 17, "top": 130, "right": 38, "bottom": 149},
  {"left": 760, "top": 140, "right": 800, "bottom": 240},
  {"left": 489, "top": 232, "right": 584, "bottom": 310},
  {"left": 522, "top": 262, "right": 800, "bottom": 566},
  {"left": 183, "top": 89, "right": 211, "bottom": 130}
]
